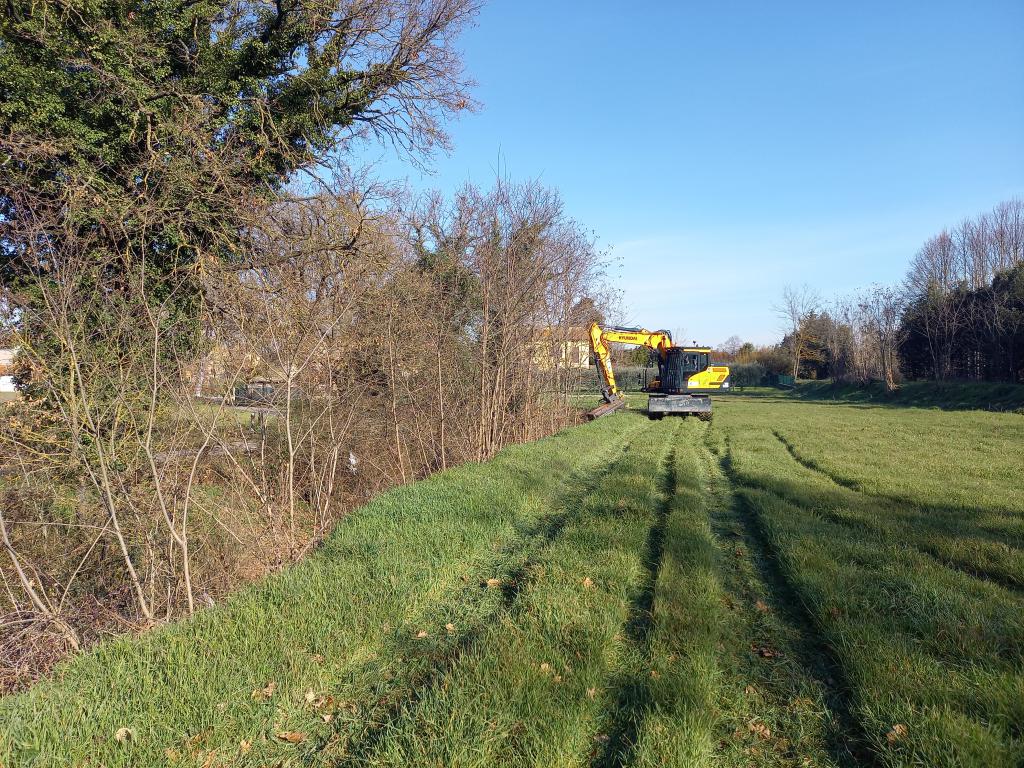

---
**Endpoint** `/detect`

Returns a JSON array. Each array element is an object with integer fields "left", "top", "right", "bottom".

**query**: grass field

[{"left": 1, "top": 391, "right": 1022, "bottom": 767}]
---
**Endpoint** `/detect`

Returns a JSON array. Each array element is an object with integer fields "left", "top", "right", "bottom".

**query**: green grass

[
  {"left": 355, "top": 421, "right": 678, "bottom": 766},
  {"left": 2, "top": 391, "right": 1023, "bottom": 767},
  {"left": 718, "top": 397, "right": 1024, "bottom": 767},
  {"left": 751, "top": 378, "right": 1024, "bottom": 412},
  {"left": 0, "top": 414, "right": 646, "bottom": 766}
]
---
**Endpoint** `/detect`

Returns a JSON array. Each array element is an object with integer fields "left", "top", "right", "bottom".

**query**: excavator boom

[{"left": 588, "top": 324, "right": 672, "bottom": 402}]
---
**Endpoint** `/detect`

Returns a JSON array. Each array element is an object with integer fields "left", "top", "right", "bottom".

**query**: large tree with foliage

[{"left": 0, "top": 0, "right": 478, "bottom": 395}]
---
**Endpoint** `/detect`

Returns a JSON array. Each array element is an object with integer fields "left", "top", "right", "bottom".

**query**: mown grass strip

[
  {"left": 590, "top": 432, "right": 679, "bottom": 768},
  {"left": 281, "top": 424, "right": 654, "bottom": 765},
  {"left": 338, "top": 419, "right": 678, "bottom": 767},
  {"left": 620, "top": 424, "right": 721, "bottom": 768},
  {"left": 0, "top": 415, "right": 645, "bottom": 767},
  {"left": 725, "top": 424, "right": 1024, "bottom": 767},
  {"left": 704, "top": 427, "right": 854, "bottom": 768}
]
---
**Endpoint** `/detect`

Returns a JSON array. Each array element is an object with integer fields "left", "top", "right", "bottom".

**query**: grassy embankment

[
  {"left": 0, "top": 413, "right": 648, "bottom": 766},
  {"left": 2, "top": 384, "right": 1023, "bottom": 767}
]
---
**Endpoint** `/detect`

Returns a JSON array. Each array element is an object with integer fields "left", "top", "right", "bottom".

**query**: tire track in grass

[
  {"left": 707, "top": 427, "right": 871, "bottom": 768},
  {"left": 304, "top": 419, "right": 666, "bottom": 767},
  {"left": 173, "top": 418, "right": 650, "bottom": 768},
  {"left": 617, "top": 423, "right": 727, "bottom": 768},
  {"left": 772, "top": 430, "right": 1024, "bottom": 548},
  {"left": 590, "top": 424, "right": 680, "bottom": 768},
  {"left": 0, "top": 416, "right": 647, "bottom": 768},
  {"left": 770, "top": 430, "right": 1024, "bottom": 597},
  {"left": 341, "top": 421, "right": 678, "bottom": 767},
  {"left": 725, "top": 422, "right": 1024, "bottom": 763}
]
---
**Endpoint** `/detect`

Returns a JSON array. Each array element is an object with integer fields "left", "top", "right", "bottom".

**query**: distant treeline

[
  {"left": 900, "top": 200, "right": 1024, "bottom": 382},
  {"left": 729, "top": 199, "right": 1024, "bottom": 390}
]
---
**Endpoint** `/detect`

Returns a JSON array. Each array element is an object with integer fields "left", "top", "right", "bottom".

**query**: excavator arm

[{"left": 589, "top": 323, "right": 673, "bottom": 403}]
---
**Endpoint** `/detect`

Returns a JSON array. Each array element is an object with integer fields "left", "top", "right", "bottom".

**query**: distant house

[
  {"left": 530, "top": 327, "right": 592, "bottom": 371},
  {"left": 0, "top": 348, "right": 16, "bottom": 393}
]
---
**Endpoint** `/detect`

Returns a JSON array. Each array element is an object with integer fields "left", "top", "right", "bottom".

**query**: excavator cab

[{"left": 659, "top": 348, "right": 711, "bottom": 394}]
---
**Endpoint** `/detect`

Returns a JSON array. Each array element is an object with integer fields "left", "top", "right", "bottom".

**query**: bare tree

[
  {"left": 857, "top": 285, "right": 906, "bottom": 391},
  {"left": 776, "top": 285, "right": 821, "bottom": 379}
]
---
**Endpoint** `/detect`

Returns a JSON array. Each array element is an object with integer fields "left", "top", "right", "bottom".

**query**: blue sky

[{"left": 364, "top": 0, "right": 1024, "bottom": 345}]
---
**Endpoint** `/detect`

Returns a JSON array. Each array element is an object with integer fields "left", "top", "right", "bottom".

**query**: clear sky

[{"left": 364, "top": 0, "right": 1024, "bottom": 345}]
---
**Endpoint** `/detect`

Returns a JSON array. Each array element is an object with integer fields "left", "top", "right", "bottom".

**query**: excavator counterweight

[{"left": 586, "top": 322, "right": 731, "bottom": 420}]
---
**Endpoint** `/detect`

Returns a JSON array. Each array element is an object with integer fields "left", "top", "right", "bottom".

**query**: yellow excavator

[{"left": 587, "top": 322, "right": 731, "bottom": 420}]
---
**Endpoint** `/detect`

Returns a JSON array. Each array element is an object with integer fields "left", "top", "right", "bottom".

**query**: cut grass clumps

[{"left": 0, "top": 414, "right": 644, "bottom": 767}]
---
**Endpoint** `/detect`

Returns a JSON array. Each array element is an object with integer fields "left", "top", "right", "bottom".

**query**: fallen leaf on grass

[
  {"left": 485, "top": 578, "right": 502, "bottom": 589},
  {"left": 304, "top": 689, "right": 317, "bottom": 704},
  {"left": 321, "top": 713, "right": 334, "bottom": 723},
  {"left": 582, "top": 577, "right": 594, "bottom": 589},
  {"left": 276, "top": 731, "right": 306, "bottom": 744},
  {"left": 887, "top": 724, "right": 908, "bottom": 745},
  {"left": 415, "top": 630, "right": 429, "bottom": 638},
  {"left": 649, "top": 669, "right": 660, "bottom": 679},
  {"left": 114, "top": 727, "right": 135, "bottom": 743},
  {"left": 755, "top": 600, "right": 769, "bottom": 612},
  {"left": 539, "top": 662, "right": 552, "bottom": 674},
  {"left": 587, "top": 687, "right": 597, "bottom": 699},
  {"left": 752, "top": 644, "right": 781, "bottom": 659},
  {"left": 744, "top": 684, "right": 757, "bottom": 695},
  {"left": 748, "top": 721, "right": 771, "bottom": 740},
  {"left": 239, "top": 740, "right": 251, "bottom": 754},
  {"left": 252, "top": 681, "right": 276, "bottom": 701},
  {"left": 445, "top": 622, "right": 456, "bottom": 632}
]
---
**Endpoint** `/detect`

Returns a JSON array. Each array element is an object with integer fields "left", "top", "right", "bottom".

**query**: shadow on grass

[
  {"left": 590, "top": 441, "right": 678, "bottom": 768},
  {"left": 716, "top": 440, "right": 877, "bottom": 768},
  {"left": 305, "top": 429, "right": 646, "bottom": 766},
  {"left": 736, "top": 381, "right": 1024, "bottom": 414},
  {"left": 762, "top": 431, "right": 1024, "bottom": 594}
]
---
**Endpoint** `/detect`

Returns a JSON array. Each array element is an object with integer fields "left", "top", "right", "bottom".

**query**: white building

[{"left": 0, "top": 349, "right": 16, "bottom": 393}]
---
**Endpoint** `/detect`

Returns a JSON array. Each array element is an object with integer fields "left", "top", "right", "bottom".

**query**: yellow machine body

[{"left": 588, "top": 322, "right": 731, "bottom": 420}]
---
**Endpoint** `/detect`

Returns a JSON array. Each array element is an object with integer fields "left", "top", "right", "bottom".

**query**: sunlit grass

[
  {"left": 718, "top": 397, "right": 1024, "bottom": 767},
  {"left": 0, "top": 414, "right": 645, "bottom": 767},
  {"left": 2, "top": 389, "right": 1023, "bottom": 767}
]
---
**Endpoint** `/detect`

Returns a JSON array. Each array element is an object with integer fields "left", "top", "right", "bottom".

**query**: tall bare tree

[{"left": 776, "top": 284, "right": 821, "bottom": 379}]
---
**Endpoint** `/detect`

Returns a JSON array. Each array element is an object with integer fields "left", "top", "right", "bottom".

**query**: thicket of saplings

[
  {"left": 0, "top": 176, "right": 609, "bottom": 692},
  {"left": 0, "top": 0, "right": 612, "bottom": 690}
]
